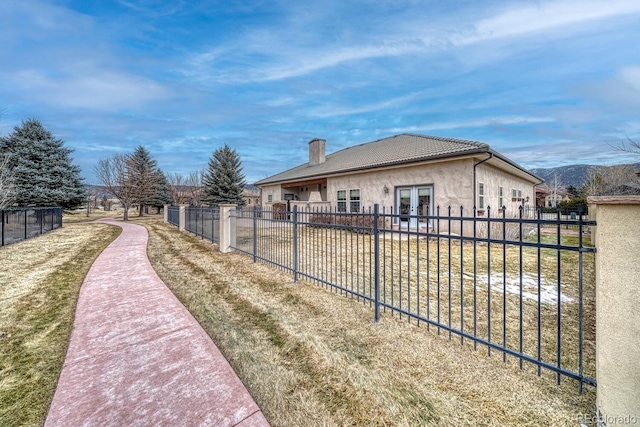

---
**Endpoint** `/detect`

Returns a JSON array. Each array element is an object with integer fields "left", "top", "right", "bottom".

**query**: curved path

[{"left": 45, "top": 219, "right": 269, "bottom": 427}]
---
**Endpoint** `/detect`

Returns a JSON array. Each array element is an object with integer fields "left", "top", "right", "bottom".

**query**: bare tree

[
  {"left": 95, "top": 154, "right": 136, "bottom": 220},
  {"left": 166, "top": 170, "right": 205, "bottom": 206},
  {"left": 546, "top": 173, "right": 565, "bottom": 207},
  {"left": 167, "top": 173, "right": 188, "bottom": 205},
  {"left": 613, "top": 136, "right": 640, "bottom": 155},
  {"left": 0, "top": 154, "right": 15, "bottom": 209},
  {"left": 186, "top": 170, "right": 204, "bottom": 205},
  {"left": 582, "top": 164, "right": 640, "bottom": 196},
  {"left": 83, "top": 185, "right": 102, "bottom": 216}
]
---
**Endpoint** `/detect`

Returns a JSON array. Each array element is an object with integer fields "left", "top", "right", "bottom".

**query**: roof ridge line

[{"left": 399, "top": 133, "right": 489, "bottom": 148}]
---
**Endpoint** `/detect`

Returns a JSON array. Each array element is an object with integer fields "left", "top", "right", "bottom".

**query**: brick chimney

[{"left": 308, "top": 138, "right": 326, "bottom": 166}]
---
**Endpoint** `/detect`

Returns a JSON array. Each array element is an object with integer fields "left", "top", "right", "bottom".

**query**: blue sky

[{"left": 1, "top": 0, "right": 639, "bottom": 184}]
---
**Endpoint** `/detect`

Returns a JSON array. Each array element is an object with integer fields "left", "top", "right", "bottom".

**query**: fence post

[
  {"left": 178, "top": 205, "right": 186, "bottom": 232},
  {"left": 219, "top": 204, "right": 237, "bottom": 253},
  {"left": 374, "top": 204, "right": 381, "bottom": 322},
  {"left": 210, "top": 210, "right": 216, "bottom": 243},
  {"left": 163, "top": 205, "right": 169, "bottom": 223},
  {"left": 293, "top": 205, "right": 299, "bottom": 282},
  {"left": 1, "top": 210, "right": 4, "bottom": 247},
  {"left": 24, "top": 209, "right": 27, "bottom": 240},
  {"left": 253, "top": 206, "right": 257, "bottom": 262},
  {"left": 588, "top": 196, "right": 640, "bottom": 424}
]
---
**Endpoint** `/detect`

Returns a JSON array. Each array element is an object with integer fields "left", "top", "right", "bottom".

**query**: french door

[{"left": 396, "top": 186, "right": 432, "bottom": 228}]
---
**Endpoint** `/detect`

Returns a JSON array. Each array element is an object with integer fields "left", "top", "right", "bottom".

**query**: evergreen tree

[
  {"left": 148, "top": 171, "right": 171, "bottom": 213},
  {"left": 0, "top": 154, "right": 15, "bottom": 209},
  {"left": 128, "top": 145, "right": 160, "bottom": 216},
  {"left": 0, "top": 119, "right": 85, "bottom": 209},
  {"left": 202, "top": 144, "right": 246, "bottom": 206}
]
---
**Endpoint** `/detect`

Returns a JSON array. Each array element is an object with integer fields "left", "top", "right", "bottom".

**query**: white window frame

[
  {"left": 499, "top": 186, "right": 504, "bottom": 208},
  {"left": 478, "top": 182, "right": 485, "bottom": 209},
  {"left": 267, "top": 194, "right": 273, "bottom": 203},
  {"left": 337, "top": 190, "right": 347, "bottom": 212},
  {"left": 512, "top": 188, "right": 523, "bottom": 202},
  {"left": 349, "top": 189, "right": 361, "bottom": 213}
]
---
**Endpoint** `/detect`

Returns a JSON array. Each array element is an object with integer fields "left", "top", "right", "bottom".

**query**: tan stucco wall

[
  {"left": 476, "top": 162, "right": 535, "bottom": 217},
  {"left": 261, "top": 183, "right": 327, "bottom": 205},
  {"left": 325, "top": 158, "right": 475, "bottom": 213},
  {"left": 261, "top": 184, "right": 284, "bottom": 205},
  {"left": 589, "top": 197, "right": 640, "bottom": 422},
  {"left": 259, "top": 157, "right": 538, "bottom": 235}
]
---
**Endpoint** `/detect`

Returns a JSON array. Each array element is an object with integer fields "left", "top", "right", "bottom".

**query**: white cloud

[
  {"left": 384, "top": 116, "right": 556, "bottom": 134},
  {"left": 308, "top": 91, "right": 428, "bottom": 118},
  {"left": 0, "top": 0, "right": 94, "bottom": 35},
  {"left": 117, "top": 0, "right": 185, "bottom": 16},
  {"left": 580, "top": 65, "right": 640, "bottom": 110},
  {"left": 619, "top": 66, "right": 640, "bottom": 92},
  {"left": 189, "top": 39, "right": 429, "bottom": 84},
  {"left": 185, "top": 0, "right": 640, "bottom": 85},
  {"left": 460, "top": 0, "right": 640, "bottom": 44},
  {"left": 6, "top": 69, "right": 171, "bottom": 111}
]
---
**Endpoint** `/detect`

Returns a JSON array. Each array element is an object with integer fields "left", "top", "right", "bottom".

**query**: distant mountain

[{"left": 530, "top": 163, "right": 640, "bottom": 188}]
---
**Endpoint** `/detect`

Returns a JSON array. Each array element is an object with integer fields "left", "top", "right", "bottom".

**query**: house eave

[{"left": 255, "top": 149, "right": 491, "bottom": 187}]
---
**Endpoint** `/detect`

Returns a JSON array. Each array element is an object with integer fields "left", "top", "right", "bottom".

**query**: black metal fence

[
  {"left": 524, "top": 207, "right": 589, "bottom": 228},
  {"left": 230, "top": 204, "right": 596, "bottom": 390},
  {"left": 1, "top": 207, "right": 63, "bottom": 247},
  {"left": 185, "top": 206, "right": 220, "bottom": 243},
  {"left": 167, "top": 206, "right": 180, "bottom": 227}
]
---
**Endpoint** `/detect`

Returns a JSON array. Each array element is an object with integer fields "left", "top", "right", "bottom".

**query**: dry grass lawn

[
  {"left": 0, "top": 222, "right": 121, "bottom": 426},
  {"left": 236, "top": 222, "right": 596, "bottom": 384},
  {"left": 142, "top": 219, "right": 596, "bottom": 426},
  {"left": 62, "top": 208, "right": 120, "bottom": 223}
]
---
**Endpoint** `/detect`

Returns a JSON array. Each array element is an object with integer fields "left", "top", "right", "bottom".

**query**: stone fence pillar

[
  {"left": 163, "top": 205, "right": 169, "bottom": 223},
  {"left": 179, "top": 205, "right": 186, "bottom": 232},
  {"left": 588, "top": 196, "right": 640, "bottom": 424},
  {"left": 219, "top": 204, "right": 237, "bottom": 253}
]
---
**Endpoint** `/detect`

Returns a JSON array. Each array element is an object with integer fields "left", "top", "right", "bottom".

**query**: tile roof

[{"left": 255, "top": 133, "right": 490, "bottom": 185}]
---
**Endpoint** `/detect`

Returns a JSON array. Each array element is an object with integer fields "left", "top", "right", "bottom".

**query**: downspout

[{"left": 473, "top": 152, "right": 493, "bottom": 211}]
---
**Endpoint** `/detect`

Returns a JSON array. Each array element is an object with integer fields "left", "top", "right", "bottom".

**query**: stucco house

[
  {"left": 255, "top": 134, "right": 542, "bottom": 229},
  {"left": 535, "top": 185, "right": 573, "bottom": 208},
  {"left": 242, "top": 185, "right": 261, "bottom": 208}
]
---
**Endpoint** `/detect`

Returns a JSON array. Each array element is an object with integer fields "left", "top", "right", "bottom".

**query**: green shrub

[{"left": 307, "top": 213, "right": 384, "bottom": 234}]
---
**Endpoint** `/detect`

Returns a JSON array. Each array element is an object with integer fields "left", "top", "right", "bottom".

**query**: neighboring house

[
  {"left": 535, "top": 185, "right": 573, "bottom": 208},
  {"left": 255, "top": 134, "right": 542, "bottom": 232},
  {"left": 242, "top": 185, "right": 261, "bottom": 207}
]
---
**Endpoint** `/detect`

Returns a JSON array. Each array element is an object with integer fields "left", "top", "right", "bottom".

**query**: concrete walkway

[{"left": 45, "top": 219, "right": 269, "bottom": 427}]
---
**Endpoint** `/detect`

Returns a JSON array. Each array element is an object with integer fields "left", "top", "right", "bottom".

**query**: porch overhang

[{"left": 281, "top": 178, "right": 328, "bottom": 189}]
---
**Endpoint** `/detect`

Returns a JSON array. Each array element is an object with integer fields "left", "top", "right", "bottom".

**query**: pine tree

[
  {"left": 147, "top": 171, "right": 171, "bottom": 213},
  {"left": 0, "top": 119, "right": 86, "bottom": 209},
  {"left": 202, "top": 144, "right": 246, "bottom": 206},
  {"left": 0, "top": 154, "right": 15, "bottom": 209},
  {"left": 128, "top": 145, "right": 160, "bottom": 216}
]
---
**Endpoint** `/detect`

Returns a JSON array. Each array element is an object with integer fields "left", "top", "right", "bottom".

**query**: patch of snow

[{"left": 463, "top": 273, "right": 573, "bottom": 305}]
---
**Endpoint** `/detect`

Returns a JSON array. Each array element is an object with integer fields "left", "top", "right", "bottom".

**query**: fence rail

[
  {"left": 229, "top": 204, "right": 596, "bottom": 390},
  {"left": 165, "top": 204, "right": 596, "bottom": 389},
  {"left": 185, "top": 206, "right": 220, "bottom": 243},
  {"left": 167, "top": 206, "right": 180, "bottom": 227},
  {"left": 1, "top": 207, "right": 63, "bottom": 247}
]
